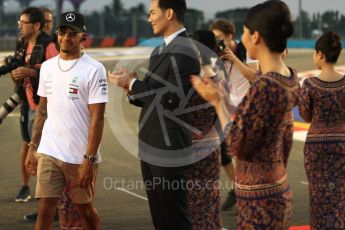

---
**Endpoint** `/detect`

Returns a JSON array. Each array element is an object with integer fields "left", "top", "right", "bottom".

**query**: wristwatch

[
  {"left": 83, "top": 154, "right": 97, "bottom": 163},
  {"left": 27, "top": 142, "right": 38, "bottom": 148}
]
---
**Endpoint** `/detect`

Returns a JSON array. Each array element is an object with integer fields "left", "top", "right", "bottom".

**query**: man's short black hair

[
  {"left": 20, "top": 7, "right": 45, "bottom": 30},
  {"left": 209, "top": 19, "right": 235, "bottom": 36},
  {"left": 158, "top": 0, "right": 186, "bottom": 23}
]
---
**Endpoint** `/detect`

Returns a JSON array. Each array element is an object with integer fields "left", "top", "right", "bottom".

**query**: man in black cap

[{"left": 25, "top": 11, "right": 108, "bottom": 230}]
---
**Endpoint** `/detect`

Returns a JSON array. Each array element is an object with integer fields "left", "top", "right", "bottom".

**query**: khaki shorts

[{"left": 35, "top": 153, "right": 98, "bottom": 204}]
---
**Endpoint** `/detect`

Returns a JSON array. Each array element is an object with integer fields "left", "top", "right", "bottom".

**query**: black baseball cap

[{"left": 57, "top": 11, "right": 86, "bottom": 33}]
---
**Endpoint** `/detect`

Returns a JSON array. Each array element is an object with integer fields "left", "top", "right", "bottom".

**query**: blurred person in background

[
  {"left": 40, "top": 8, "right": 54, "bottom": 35},
  {"left": 12, "top": 7, "right": 58, "bottom": 204},
  {"left": 209, "top": 18, "right": 259, "bottom": 212}
]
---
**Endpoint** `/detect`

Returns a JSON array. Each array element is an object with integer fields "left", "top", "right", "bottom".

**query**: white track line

[
  {"left": 8, "top": 113, "right": 20, "bottom": 117},
  {"left": 300, "top": 181, "right": 309, "bottom": 185},
  {"left": 293, "top": 131, "right": 307, "bottom": 142},
  {"left": 115, "top": 187, "right": 148, "bottom": 201}
]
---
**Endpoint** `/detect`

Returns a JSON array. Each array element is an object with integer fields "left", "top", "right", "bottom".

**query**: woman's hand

[{"left": 191, "top": 75, "right": 221, "bottom": 107}]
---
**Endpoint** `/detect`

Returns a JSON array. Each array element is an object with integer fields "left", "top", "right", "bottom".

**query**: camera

[
  {"left": 0, "top": 48, "right": 25, "bottom": 76},
  {"left": 0, "top": 47, "right": 25, "bottom": 125},
  {"left": 0, "top": 92, "right": 22, "bottom": 125},
  {"left": 216, "top": 39, "right": 226, "bottom": 56}
]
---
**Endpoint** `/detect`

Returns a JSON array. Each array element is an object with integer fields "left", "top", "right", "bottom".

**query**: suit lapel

[
  {"left": 148, "top": 31, "right": 187, "bottom": 73},
  {"left": 147, "top": 47, "right": 160, "bottom": 70},
  {"left": 148, "top": 47, "right": 169, "bottom": 73}
]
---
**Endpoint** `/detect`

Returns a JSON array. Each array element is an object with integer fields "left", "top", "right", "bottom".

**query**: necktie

[{"left": 159, "top": 42, "right": 166, "bottom": 55}]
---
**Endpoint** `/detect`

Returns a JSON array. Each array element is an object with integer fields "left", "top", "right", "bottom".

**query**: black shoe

[
  {"left": 14, "top": 185, "right": 31, "bottom": 202},
  {"left": 24, "top": 211, "right": 59, "bottom": 222},
  {"left": 23, "top": 212, "right": 37, "bottom": 222},
  {"left": 222, "top": 189, "right": 236, "bottom": 211}
]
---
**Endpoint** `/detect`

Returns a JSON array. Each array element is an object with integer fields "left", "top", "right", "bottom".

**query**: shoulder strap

[
  {"left": 29, "top": 32, "right": 52, "bottom": 66},
  {"left": 29, "top": 32, "right": 53, "bottom": 105},
  {"left": 235, "top": 41, "right": 247, "bottom": 63}
]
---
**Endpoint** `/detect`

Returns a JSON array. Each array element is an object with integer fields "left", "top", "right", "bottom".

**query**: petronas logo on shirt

[
  {"left": 47, "top": 73, "right": 53, "bottom": 81},
  {"left": 72, "top": 76, "right": 79, "bottom": 84}
]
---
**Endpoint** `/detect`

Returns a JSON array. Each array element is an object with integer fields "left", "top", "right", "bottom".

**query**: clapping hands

[{"left": 107, "top": 65, "right": 132, "bottom": 90}]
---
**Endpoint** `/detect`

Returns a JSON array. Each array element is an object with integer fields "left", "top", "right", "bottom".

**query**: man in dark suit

[{"left": 108, "top": 0, "right": 200, "bottom": 229}]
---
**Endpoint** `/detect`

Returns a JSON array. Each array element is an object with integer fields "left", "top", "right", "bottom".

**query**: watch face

[
  {"left": 84, "top": 154, "right": 97, "bottom": 162},
  {"left": 89, "top": 156, "right": 97, "bottom": 162}
]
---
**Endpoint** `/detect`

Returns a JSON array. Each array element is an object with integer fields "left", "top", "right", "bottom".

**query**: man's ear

[
  {"left": 80, "top": 33, "right": 87, "bottom": 42},
  {"left": 34, "top": 22, "right": 42, "bottom": 31},
  {"left": 165, "top": 8, "right": 174, "bottom": 21}
]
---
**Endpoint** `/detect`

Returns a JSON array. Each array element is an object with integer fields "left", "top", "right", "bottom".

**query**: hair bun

[
  {"left": 281, "top": 22, "right": 294, "bottom": 38},
  {"left": 331, "top": 31, "right": 340, "bottom": 40},
  {"left": 315, "top": 31, "right": 342, "bottom": 63},
  {"left": 331, "top": 32, "right": 340, "bottom": 44}
]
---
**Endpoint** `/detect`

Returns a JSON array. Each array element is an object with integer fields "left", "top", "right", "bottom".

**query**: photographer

[
  {"left": 210, "top": 19, "right": 259, "bottom": 211},
  {"left": 210, "top": 19, "right": 259, "bottom": 106},
  {"left": 0, "top": 41, "right": 25, "bottom": 125},
  {"left": 12, "top": 7, "right": 58, "bottom": 203}
]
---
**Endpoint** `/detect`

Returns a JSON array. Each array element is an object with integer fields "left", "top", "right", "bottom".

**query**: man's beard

[
  {"left": 20, "top": 31, "right": 33, "bottom": 41},
  {"left": 60, "top": 48, "right": 71, "bottom": 54}
]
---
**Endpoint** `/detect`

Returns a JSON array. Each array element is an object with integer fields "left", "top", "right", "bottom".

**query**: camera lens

[{"left": 0, "top": 93, "right": 22, "bottom": 124}]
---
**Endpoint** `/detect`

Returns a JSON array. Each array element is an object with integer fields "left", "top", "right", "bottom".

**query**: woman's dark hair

[
  {"left": 244, "top": 0, "right": 294, "bottom": 53},
  {"left": 20, "top": 7, "right": 45, "bottom": 30},
  {"left": 158, "top": 0, "right": 186, "bottom": 23},
  {"left": 191, "top": 30, "right": 217, "bottom": 65},
  {"left": 315, "top": 31, "right": 342, "bottom": 63}
]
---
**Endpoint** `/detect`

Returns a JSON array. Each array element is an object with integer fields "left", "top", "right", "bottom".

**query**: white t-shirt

[
  {"left": 226, "top": 56, "right": 257, "bottom": 107},
  {"left": 37, "top": 53, "right": 108, "bottom": 164}
]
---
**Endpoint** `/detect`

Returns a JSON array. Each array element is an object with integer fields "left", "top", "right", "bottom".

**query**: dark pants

[
  {"left": 220, "top": 140, "right": 232, "bottom": 166},
  {"left": 140, "top": 160, "right": 192, "bottom": 230},
  {"left": 20, "top": 102, "right": 31, "bottom": 142}
]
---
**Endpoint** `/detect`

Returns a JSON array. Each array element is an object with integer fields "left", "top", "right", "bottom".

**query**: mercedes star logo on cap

[{"left": 66, "top": 13, "right": 75, "bottom": 22}]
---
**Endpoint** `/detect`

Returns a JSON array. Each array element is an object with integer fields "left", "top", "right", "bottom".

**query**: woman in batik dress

[
  {"left": 186, "top": 30, "right": 229, "bottom": 230},
  {"left": 191, "top": 1, "right": 299, "bottom": 229},
  {"left": 298, "top": 31, "right": 345, "bottom": 229}
]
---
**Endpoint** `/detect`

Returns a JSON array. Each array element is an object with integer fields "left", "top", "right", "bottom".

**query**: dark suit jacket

[{"left": 130, "top": 32, "right": 200, "bottom": 165}]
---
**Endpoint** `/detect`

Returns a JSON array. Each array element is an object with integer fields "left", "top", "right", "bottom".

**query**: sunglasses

[
  {"left": 56, "top": 28, "right": 79, "bottom": 37},
  {"left": 17, "top": 20, "right": 32, "bottom": 25}
]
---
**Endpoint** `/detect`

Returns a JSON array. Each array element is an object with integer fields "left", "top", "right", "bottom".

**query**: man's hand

[
  {"left": 25, "top": 146, "right": 38, "bottom": 176},
  {"left": 77, "top": 160, "right": 94, "bottom": 188},
  {"left": 11, "top": 67, "right": 36, "bottom": 81},
  {"left": 220, "top": 47, "right": 236, "bottom": 62},
  {"left": 108, "top": 66, "right": 135, "bottom": 90}
]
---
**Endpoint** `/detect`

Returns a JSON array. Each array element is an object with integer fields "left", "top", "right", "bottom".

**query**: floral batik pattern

[
  {"left": 187, "top": 74, "right": 227, "bottom": 230},
  {"left": 225, "top": 68, "right": 299, "bottom": 229},
  {"left": 299, "top": 76, "right": 345, "bottom": 229}
]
